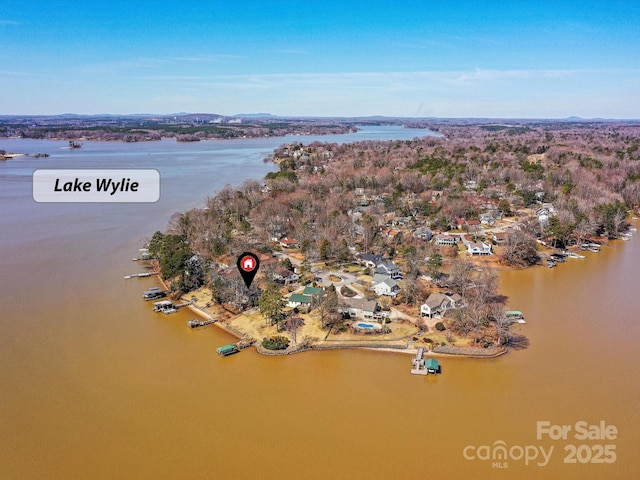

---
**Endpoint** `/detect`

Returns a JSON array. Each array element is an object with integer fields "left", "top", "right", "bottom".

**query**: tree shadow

[
  {"left": 505, "top": 333, "right": 530, "bottom": 351},
  {"left": 493, "top": 294, "right": 509, "bottom": 304}
]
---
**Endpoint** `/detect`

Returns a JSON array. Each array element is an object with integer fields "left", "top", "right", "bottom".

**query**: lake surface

[{"left": 1, "top": 127, "right": 638, "bottom": 479}]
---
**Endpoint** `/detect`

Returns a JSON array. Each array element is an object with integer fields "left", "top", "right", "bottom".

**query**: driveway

[{"left": 313, "top": 270, "right": 358, "bottom": 287}]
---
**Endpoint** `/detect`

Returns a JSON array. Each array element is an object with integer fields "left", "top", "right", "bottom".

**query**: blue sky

[{"left": 1, "top": 1, "right": 639, "bottom": 118}]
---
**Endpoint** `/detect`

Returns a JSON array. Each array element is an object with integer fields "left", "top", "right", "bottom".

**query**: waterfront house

[
  {"left": 493, "top": 231, "right": 507, "bottom": 245},
  {"left": 420, "top": 293, "right": 455, "bottom": 318},
  {"left": 341, "top": 298, "right": 379, "bottom": 320},
  {"left": 463, "top": 238, "right": 492, "bottom": 255}
]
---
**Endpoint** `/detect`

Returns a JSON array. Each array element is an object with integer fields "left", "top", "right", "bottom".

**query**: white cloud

[{"left": 5, "top": 67, "right": 639, "bottom": 117}]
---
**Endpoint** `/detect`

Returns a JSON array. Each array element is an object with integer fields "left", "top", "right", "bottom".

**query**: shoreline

[
  {"left": 150, "top": 222, "right": 638, "bottom": 361},
  {"left": 168, "top": 277, "right": 510, "bottom": 359}
]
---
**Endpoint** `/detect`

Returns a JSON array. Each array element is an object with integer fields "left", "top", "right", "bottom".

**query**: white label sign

[{"left": 33, "top": 169, "right": 160, "bottom": 203}]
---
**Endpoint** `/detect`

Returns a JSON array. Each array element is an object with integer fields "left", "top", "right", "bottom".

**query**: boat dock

[
  {"left": 506, "top": 310, "right": 526, "bottom": 324},
  {"left": 581, "top": 242, "right": 601, "bottom": 252},
  {"left": 235, "top": 338, "right": 256, "bottom": 349},
  {"left": 153, "top": 300, "right": 177, "bottom": 314},
  {"left": 143, "top": 287, "right": 168, "bottom": 300},
  {"left": 216, "top": 344, "right": 239, "bottom": 356},
  {"left": 187, "top": 318, "right": 216, "bottom": 329},
  {"left": 411, "top": 349, "right": 441, "bottom": 375},
  {"left": 125, "top": 272, "right": 154, "bottom": 279}
]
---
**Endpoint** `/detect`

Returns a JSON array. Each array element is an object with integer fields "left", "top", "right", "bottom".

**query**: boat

[
  {"left": 566, "top": 251, "right": 585, "bottom": 259},
  {"left": 547, "top": 260, "right": 556, "bottom": 268}
]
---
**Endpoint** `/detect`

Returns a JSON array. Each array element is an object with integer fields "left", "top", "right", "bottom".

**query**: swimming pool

[{"left": 356, "top": 321, "right": 381, "bottom": 330}]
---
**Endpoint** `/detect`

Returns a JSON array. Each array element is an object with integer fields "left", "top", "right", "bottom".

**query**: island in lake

[{"left": 136, "top": 119, "right": 638, "bottom": 356}]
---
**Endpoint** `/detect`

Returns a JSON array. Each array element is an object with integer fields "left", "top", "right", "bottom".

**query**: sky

[{"left": 1, "top": 1, "right": 639, "bottom": 118}]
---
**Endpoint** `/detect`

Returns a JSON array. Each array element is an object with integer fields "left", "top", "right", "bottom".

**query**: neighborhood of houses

[{"left": 261, "top": 220, "right": 506, "bottom": 326}]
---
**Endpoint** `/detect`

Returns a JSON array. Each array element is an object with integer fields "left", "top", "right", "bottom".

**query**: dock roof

[
  {"left": 216, "top": 344, "right": 238, "bottom": 354},
  {"left": 425, "top": 358, "right": 440, "bottom": 370}
]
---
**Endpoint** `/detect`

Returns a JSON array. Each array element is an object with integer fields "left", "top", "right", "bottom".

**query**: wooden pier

[
  {"left": 174, "top": 300, "right": 194, "bottom": 309},
  {"left": 187, "top": 318, "right": 216, "bottom": 329},
  {"left": 124, "top": 272, "right": 154, "bottom": 279},
  {"left": 235, "top": 338, "right": 256, "bottom": 349}
]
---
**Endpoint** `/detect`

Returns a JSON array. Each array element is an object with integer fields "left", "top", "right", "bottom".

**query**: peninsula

[
  {"left": 0, "top": 113, "right": 360, "bottom": 142},
  {"left": 146, "top": 119, "right": 639, "bottom": 356}
]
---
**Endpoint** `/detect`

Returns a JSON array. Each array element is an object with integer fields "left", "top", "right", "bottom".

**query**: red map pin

[{"left": 237, "top": 252, "right": 260, "bottom": 288}]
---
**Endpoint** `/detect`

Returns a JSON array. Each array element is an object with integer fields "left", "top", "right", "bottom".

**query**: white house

[
  {"left": 287, "top": 293, "right": 311, "bottom": 309},
  {"left": 420, "top": 292, "right": 463, "bottom": 318},
  {"left": 371, "top": 275, "right": 399, "bottom": 297},
  {"left": 536, "top": 203, "right": 556, "bottom": 225},
  {"left": 464, "top": 240, "right": 492, "bottom": 256},
  {"left": 435, "top": 233, "right": 462, "bottom": 246}
]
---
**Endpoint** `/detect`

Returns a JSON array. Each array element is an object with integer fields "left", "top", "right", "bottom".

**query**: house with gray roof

[{"left": 341, "top": 298, "right": 379, "bottom": 320}]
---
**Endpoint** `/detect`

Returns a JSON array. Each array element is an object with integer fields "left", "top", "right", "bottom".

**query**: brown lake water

[{"left": 1, "top": 130, "right": 638, "bottom": 479}]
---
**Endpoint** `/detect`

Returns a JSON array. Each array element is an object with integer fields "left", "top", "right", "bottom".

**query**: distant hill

[{"left": 233, "top": 113, "right": 277, "bottom": 118}]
